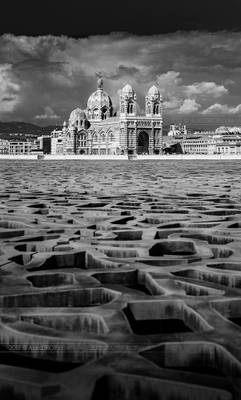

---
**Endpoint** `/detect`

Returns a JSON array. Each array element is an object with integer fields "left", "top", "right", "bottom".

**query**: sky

[{"left": 1, "top": 0, "right": 241, "bottom": 129}]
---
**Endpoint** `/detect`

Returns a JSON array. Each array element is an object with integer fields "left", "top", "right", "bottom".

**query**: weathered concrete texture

[{"left": 1, "top": 159, "right": 241, "bottom": 399}]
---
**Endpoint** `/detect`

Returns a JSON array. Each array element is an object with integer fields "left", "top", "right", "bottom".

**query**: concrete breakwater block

[{"left": 1, "top": 160, "right": 241, "bottom": 399}]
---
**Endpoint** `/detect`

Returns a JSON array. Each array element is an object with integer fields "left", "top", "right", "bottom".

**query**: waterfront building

[
  {"left": 181, "top": 131, "right": 241, "bottom": 154},
  {"left": 37, "top": 135, "right": 51, "bottom": 152},
  {"left": 51, "top": 137, "right": 64, "bottom": 155},
  {"left": 9, "top": 141, "right": 33, "bottom": 155},
  {"left": 0, "top": 139, "right": 9, "bottom": 154},
  {"left": 50, "top": 76, "right": 163, "bottom": 155},
  {"left": 181, "top": 136, "right": 216, "bottom": 154},
  {"left": 37, "top": 131, "right": 64, "bottom": 154},
  {"left": 42, "top": 137, "right": 51, "bottom": 154}
]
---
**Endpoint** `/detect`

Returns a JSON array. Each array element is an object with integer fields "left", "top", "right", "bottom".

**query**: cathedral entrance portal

[{"left": 137, "top": 131, "right": 149, "bottom": 154}]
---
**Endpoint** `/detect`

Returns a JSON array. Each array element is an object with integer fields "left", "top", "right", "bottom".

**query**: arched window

[
  {"left": 153, "top": 103, "right": 159, "bottom": 115},
  {"left": 101, "top": 134, "right": 106, "bottom": 142},
  {"left": 127, "top": 101, "right": 134, "bottom": 114},
  {"left": 79, "top": 132, "right": 87, "bottom": 147},
  {"left": 101, "top": 106, "right": 108, "bottom": 120},
  {"left": 93, "top": 108, "right": 99, "bottom": 119},
  {"left": 110, "top": 133, "right": 115, "bottom": 142}
]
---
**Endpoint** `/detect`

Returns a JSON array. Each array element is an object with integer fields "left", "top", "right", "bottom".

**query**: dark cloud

[
  {"left": 1, "top": 0, "right": 241, "bottom": 37},
  {"left": 2, "top": 96, "right": 16, "bottom": 102},
  {"left": 0, "top": 32, "right": 241, "bottom": 129},
  {"left": 105, "top": 65, "right": 140, "bottom": 80}
]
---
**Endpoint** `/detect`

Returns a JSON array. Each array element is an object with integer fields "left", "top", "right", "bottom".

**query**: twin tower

[
  {"left": 119, "top": 83, "right": 162, "bottom": 118},
  {"left": 86, "top": 76, "right": 163, "bottom": 122}
]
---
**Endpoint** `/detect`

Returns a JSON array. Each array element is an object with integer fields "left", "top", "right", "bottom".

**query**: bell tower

[
  {"left": 119, "top": 84, "right": 137, "bottom": 117},
  {"left": 145, "top": 85, "right": 162, "bottom": 117}
]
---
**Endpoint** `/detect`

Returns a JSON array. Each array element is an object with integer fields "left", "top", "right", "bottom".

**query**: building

[
  {"left": 9, "top": 141, "right": 33, "bottom": 155},
  {"left": 215, "top": 126, "right": 241, "bottom": 135},
  {"left": 50, "top": 76, "right": 163, "bottom": 155},
  {"left": 51, "top": 137, "right": 64, "bottom": 155},
  {"left": 181, "top": 131, "right": 241, "bottom": 155},
  {"left": 37, "top": 135, "right": 51, "bottom": 154},
  {"left": 214, "top": 133, "right": 241, "bottom": 154},
  {"left": 168, "top": 124, "right": 187, "bottom": 137},
  {"left": 181, "top": 136, "right": 216, "bottom": 154},
  {"left": 42, "top": 136, "right": 51, "bottom": 154},
  {"left": 193, "top": 130, "right": 214, "bottom": 136},
  {"left": 0, "top": 139, "right": 9, "bottom": 154}
]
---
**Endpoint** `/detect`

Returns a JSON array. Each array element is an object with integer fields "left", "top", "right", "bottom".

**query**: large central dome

[{"left": 87, "top": 77, "right": 113, "bottom": 121}]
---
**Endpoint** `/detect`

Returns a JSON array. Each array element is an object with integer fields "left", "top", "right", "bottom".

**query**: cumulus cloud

[
  {"left": 0, "top": 31, "right": 240, "bottom": 126},
  {"left": 184, "top": 82, "right": 227, "bottom": 98},
  {"left": 35, "top": 106, "right": 60, "bottom": 120},
  {"left": 164, "top": 98, "right": 182, "bottom": 111},
  {"left": 158, "top": 71, "right": 226, "bottom": 114},
  {"left": 178, "top": 99, "right": 201, "bottom": 113},
  {"left": 202, "top": 103, "right": 241, "bottom": 115}
]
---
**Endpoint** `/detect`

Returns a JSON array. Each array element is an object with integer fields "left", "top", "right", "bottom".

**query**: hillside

[{"left": 0, "top": 122, "right": 61, "bottom": 140}]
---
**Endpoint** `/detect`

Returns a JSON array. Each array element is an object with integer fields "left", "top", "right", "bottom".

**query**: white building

[
  {"left": 0, "top": 139, "right": 9, "bottom": 154},
  {"left": 181, "top": 132, "right": 241, "bottom": 154},
  {"left": 168, "top": 124, "right": 187, "bottom": 137},
  {"left": 51, "top": 137, "right": 64, "bottom": 155},
  {"left": 9, "top": 141, "right": 32, "bottom": 155}
]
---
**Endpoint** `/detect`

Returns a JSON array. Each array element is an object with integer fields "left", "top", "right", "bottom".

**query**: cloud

[
  {"left": 0, "top": 64, "right": 20, "bottom": 113},
  {"left": 184, "top": 82, "right": 227, "bottom": 98},
  {"left": 178, "top": 99, "right": 201, "bottom": 113},
  {"left": 202, "top": 103, "right": 241, "bottom": 115},
  {"left": 158, "top": 71, "right": 226, "bottom": 114},
  {"left": 35, "top": 106, "right": 60, "bottom": 120},
  {"left": 0, "top": 32, "right": 240, "bottom": 127},
  {"left": 164, "top": 98, "right": 182, "bottom": 110},
  {"left": 105, "top": 65, "right": 140, "bottom": 80}
]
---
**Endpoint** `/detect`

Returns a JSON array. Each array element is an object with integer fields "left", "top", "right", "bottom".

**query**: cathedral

[{"left": 52, "top": 76, "right": 163, "bottom": 155}]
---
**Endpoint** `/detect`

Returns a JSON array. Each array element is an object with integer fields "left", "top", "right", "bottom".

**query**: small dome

[
  {"left": 69, "top": 108, "right": 87, "bottom": 121},
  {"left": 215, "top": 126, "right": 229, "bottom": 134},
  {"left": 69, "top": 108, "right": 89, "bottom": 128},
  {"left": 148, "top": 85, "right": 160, "bottom": 96}
]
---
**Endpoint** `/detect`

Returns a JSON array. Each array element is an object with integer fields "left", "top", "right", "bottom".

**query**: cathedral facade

[{"left": 52, "top": 77, "right": 163, "bottom": 155}]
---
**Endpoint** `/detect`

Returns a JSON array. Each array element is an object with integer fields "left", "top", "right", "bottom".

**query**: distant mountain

[{"left": 0, "top": 121, "right": 61, "bottom": 140}]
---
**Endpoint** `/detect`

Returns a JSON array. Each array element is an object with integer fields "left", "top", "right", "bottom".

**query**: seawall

[{"left": 0, "top": 154, "right": 241, "bottom": 161}]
